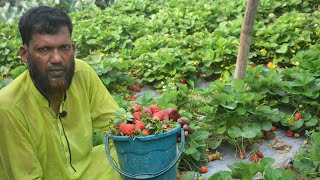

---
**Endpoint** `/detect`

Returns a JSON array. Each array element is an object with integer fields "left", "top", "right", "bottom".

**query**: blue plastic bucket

[{"left": 105, "top": 126, "right": 185, "bottom": 180}]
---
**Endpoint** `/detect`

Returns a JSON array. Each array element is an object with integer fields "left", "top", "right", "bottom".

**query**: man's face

[{"left": 20, "top": 26, "right": 76, "bottom": 94}]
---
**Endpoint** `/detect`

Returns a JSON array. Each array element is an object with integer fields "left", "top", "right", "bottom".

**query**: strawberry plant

[
  {"left": 209, "top": 157, "right": 295, "bottom": 180},
  {"left": 293, "top": 131, "right": 320, "bottom": 177}
]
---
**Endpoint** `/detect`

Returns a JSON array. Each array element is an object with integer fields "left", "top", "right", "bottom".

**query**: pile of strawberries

[{"left": 112, "top": 104, "right": 182, "bottom": 136}]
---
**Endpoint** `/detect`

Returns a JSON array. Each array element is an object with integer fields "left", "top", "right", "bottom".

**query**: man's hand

[{"left": 177, "top": 117, "right": 192, "bottom": 142}]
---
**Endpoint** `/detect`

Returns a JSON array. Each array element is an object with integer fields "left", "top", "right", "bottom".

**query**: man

[
  {"left": 0, "top": 6, "right": 190, "bottom": 180},
  {"left": 0, "top": 6, "right": 121, "bottom": 179}
]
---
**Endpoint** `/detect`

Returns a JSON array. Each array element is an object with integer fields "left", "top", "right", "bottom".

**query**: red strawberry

[
  {"left": 130, "top": 85, "right": 141, "bottom": 92},
  {"left": 180, "top": 78, "right": 186, "bottom": 84},
  {"left": 239, "top": 149, "right": 246, "bottom": 159},
  {"left": 132, "top": 104, "right": 142, "bottom": 112},
  {"left": 141, "top": 108, "right": 152, "bottom": 115},
  {"left": 251, "top": 154, "right": 259, "bottom": 163},
  {"left": 294, "top": 113, "right": 302, "bottom": 121},
  {"left": 177, "top": 172, "right": 182, "bottom": 179},
  {"left": 257, "top": 151, "right": 264, "bottom": 158},
  {"left": 264, "top": 131, "right": 271, "bottom": 139},
  {"left": 126, "top": 94, "right": 138, "bottom": 101},
  {"left": 271, "top": 126, "right": 277, "bottom": 132},
  {"left": 149, "top": 104, "right": 160, "bottom": 114},
  {"left": 286, "top": 130, "right": 294, "bottom": 137},
  {"left": 199, "top": 166, "right": 208, "bottom": 173},
  {"left": 167, "top": 108, "right": 181, "bottom": 121},
  {"left": 250, "top": 63, "right": 256, "bottom": 67},
  {"left": 212, "top": 153, "right": 219, "bottom": 160},
  {"left": 142, "top": 129, "right": 151, "bottom": 135},
  {"left": 119, "top": 124, "right": 135, "bottom": 136},
  {"left": 133, "top": 112, "right": 141, "bottom": 122},
  {"left": 152, "top": 110, "right": 169, "bottom": 120},
  {"left": 134, "top": 121, "right": 145, "bottom": 132}
]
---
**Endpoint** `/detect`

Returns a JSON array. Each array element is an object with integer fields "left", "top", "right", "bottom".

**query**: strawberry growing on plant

[
  {"left": 180, "top": 78, "right": 186, "bottom": 84},
  {"left": 199, "top": 166, "right": 208, "bottom": 173},
  {"left": 239, "top": 149, "right": 246, "bottom": 159},
  {"left": 286, "top": 130, "right": 294, "bottom": 137},
  {"left": 250, "top": 153, "right": 259, "bottom": 163},
  {"left": 294, "top": 113, "right": 302, "bottom": 121},
  {"left": 257, "top": 151, "right": 264, "bottom": 158}
]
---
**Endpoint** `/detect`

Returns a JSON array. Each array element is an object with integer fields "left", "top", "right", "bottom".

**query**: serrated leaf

[
  {"left": 289, "top": 119, "right": 304, "bottom": 130},
  {"left": 264, "top": 168, "right": 282, "bottom": 180},
  {"left": 241, "top": 125, "right": 257, "bottom": 138},
  {"left": 305, "top": 117, "right": 318, "bottom": 127},
  {"left": 181, "top": 171, "right": 195, "bottom": 180},
  {"left": 227, "top": 126, "right": 241, "bottom": 139},
  {"left": 208, "top": 171, "right": 232, "bottom": 180},
  {"left": 275, "top": 43, "right": 288, "bottom": 54},
  {"left": 260, "top": 121, "right": 272, "bottom": 131},
  {"left": 208, "top": 138, "right": 222, "bottom": 149}
]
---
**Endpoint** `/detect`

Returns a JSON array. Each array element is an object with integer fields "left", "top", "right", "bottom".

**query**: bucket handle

[{"left": 105, "top": 128, "right": 185, "bottom": 179}]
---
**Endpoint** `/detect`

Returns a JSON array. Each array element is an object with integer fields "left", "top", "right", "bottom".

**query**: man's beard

[{"left": 28, "top": 56, "right": 75, "bottom": 95}]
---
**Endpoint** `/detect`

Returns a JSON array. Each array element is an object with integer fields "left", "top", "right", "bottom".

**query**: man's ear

[
  {"left": 19, "top": 45, "right": 28, "bottom": 63},
  {"left": 72, "top": 43, "right": 76, "bottom": 53}
]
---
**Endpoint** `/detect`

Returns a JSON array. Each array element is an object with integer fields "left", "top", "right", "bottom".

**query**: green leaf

[
  {"left": 275, "top": 43, "right": 288, "bottom": 54},
  {"left": 260, "top": 121, "right": 272, "bottom": 131},
  {"left": 241, "top": 124, "right": 258, "bottom": 139},
  {"left": 135, "top": 91, "right": 156, "bottom": 106},
  {"left": 289, "top": 119, "right": 304, "bottom": 130},
  {"left": 264, "top": 167, "right": 282, "bottom": 180},
  {"left": 181, "top": 171, "right": 195, "bottom": 180},
  {"left": 208, "top": 171, "right": 232, "bottom": 180},
  {"left": 208, "top": 138, "right": 223, "bottom": 149},
  {"left": 305, "top": 117, "right": 318, "bottom": 127},
  {"left": 227, "top": 126, "right": 241, "bottom": 139},
  {"left": 310, "top": 132, "right": 320, "bottom": 161}
]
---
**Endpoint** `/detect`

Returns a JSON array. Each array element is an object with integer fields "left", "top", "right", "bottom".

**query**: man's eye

[
  {"left": 38, "top": 47, "right": 48, "bottom": 52},
  {"left": 61, "top": 45, "right": 71, "bottom": 50}
]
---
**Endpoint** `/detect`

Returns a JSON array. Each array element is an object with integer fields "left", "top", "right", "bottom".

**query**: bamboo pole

[{"left": 234, "top": 0, "right": 259, "bottom": 79}]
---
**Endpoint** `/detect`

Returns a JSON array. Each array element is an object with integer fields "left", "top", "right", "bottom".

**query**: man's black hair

[{"left": 19, "top": 6, "right": 73, "bottom": 46}]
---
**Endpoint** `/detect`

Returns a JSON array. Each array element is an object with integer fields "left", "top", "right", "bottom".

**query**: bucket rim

[{"left": 110, "top": 125, "right": 181, "bottom": 141}]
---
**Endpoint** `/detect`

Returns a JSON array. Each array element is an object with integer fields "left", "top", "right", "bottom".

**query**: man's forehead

[{"left": 29, "top": 27, "right": 71, "bottom": 47}]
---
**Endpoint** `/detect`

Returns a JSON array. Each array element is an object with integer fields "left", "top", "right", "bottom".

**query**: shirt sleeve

[
  {"left": 86, "top": 63, "right": 119, "bottom": 133},
  {"left": 0, "top": 108, "right": 43, "bottom": 180}
]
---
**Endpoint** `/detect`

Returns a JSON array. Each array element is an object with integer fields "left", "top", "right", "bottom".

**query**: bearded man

[{"left": 0, "top": 6, "right": 121, "bottom": 179}]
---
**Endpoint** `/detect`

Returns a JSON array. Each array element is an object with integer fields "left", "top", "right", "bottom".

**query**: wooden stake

[{"left": 234, "top": 0, "right": 259, "bottom": 79}]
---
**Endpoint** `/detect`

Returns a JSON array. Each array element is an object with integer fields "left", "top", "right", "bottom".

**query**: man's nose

[{"left": 49, "top": 49, "right": 63, "bottom": 63}]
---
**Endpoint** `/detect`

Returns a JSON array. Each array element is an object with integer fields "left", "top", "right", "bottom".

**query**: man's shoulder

[
  {"left": 0, "top": 71, "right": 28, "bottom": 109},
  {"left": 74, "top": 59, "right": 93, "bottom": 72}
]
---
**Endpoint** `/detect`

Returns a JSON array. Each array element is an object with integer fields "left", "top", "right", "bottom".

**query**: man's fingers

[{"left": 177, "top": 117, "right": 190, "bottom": 125}]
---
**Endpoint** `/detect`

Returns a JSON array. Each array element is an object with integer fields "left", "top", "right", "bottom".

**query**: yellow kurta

[{"left": 0, "top": 59, "right": 121, "bottom": 180}]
